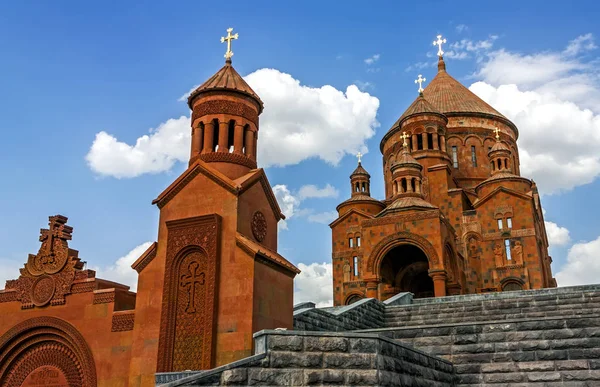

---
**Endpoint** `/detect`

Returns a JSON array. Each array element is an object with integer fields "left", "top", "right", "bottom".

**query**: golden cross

[
  {"left": 221, "top": 27, "right": 239, "bottom": 60},
  {"left": 493, "top": 127, "right": 501, "bottom": 140},
  {"left": 400, "top": 131, "right": 410, "bottom": 147},
  {"left": 415, "top": 74, "right": 426, "bottom": 93},
  {"left": 433, "top": 34, "right": 447, "bottom": 57},
  {"left": 356, "top": 152, "right": 363, "bottom": 163}
]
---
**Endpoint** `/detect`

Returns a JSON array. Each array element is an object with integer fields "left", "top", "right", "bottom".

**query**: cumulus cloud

[
  {"left": 298, "top": 184, "right": 339, "bottom": 200},
  {"left": 86, "top": 117, "right": 190, "bottom": 178},
  {"left": 307, "top": 211, "right": 339, "bottom": 225},
  {"left": 364, "top": 54, "right": 380, "bottom": 65},
  {"left": 273, "top": 184, "right": 340, "bottom": 229},
  {"left": 92, "top": 242, "right": 153, "bottom": 292},
  {"left": 87, "top": 69, "right": 379, "bottom": 178},
  {"left": 468, "top": 33, "right": 600, "bottom": 193},
  {"left": 294, "top": 262, "right": 333, "bottom": 307},
  {"left": 555, "top": 235, "right": 600, "bottom": 287},
  {"left": 246, "top": 69, "right": 379, "bottom": 167},
  {"left": 545, "top": 221, "right": 571, "bottom": 248}
]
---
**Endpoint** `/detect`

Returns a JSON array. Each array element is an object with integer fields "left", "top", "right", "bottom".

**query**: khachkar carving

[
  {"left": 0, "top": 316, "right": 97, "bottom": 387},
  {"left": 251, "top": 211, "right": 267, "bottom": 242},
  {"left": 157, "top": 215, "right": 220, "bottom": 373},
  {"left": 2, "top": 215, "right": 84, "bottom": 309}
]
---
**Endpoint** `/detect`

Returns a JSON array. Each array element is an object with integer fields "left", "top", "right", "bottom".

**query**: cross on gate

[
  {"left": 415, "top": 74, "right": 426, "bottom": 93},
  {"left": 180, "top": 261, "right": 205, "bottom": 314},
  {"left": 221, "top": 27, "right": 239, "bottom": 60},
  {"left": 400, "top": 131, "right": 410, "bottom": 147},
  {"left": 41, "top": 217, "right": 66, "bottom": 264},
  {"left": 356, "top": 152, "right": 363, "bottom": 164},
  {"left": 433, "top": 34, "right": 447, "bottom": 57}
]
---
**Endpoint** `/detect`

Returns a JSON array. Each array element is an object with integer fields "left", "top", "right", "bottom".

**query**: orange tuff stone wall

[{"left": 0, "top": 285, "right": 134, "bottom": 387}]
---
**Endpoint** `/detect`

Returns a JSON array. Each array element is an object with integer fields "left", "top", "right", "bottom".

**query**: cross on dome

[
  {"left": 400, "top": 131, "right": 410, "bottom": 147},
  {"left": 415, "top": 74, "right": 426, "bottom": 94},
  {"left": 493, "top": 127, "right": 501, "bottom": 140},
  {"left": 356, "top": 152, "right": 363, "bottom": 164},
  {"left": 221, "top": 27, "right": 239, "bottom": 61},
  {"left": 433, "top": 34, "right": 447, "bottom": 57}
]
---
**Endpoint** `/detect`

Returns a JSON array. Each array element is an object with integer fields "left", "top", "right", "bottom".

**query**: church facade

[
  {"left": 0, "top": 29, "right": 299, "bottom": 387},
  {"left": 331, "top": 53, "right": 556, "bottom": 306}
]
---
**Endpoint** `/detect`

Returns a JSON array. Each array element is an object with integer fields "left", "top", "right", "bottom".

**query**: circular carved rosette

[
  {"left": 31, "top": 276, "right": 55, "bottom": 307},
  {"left": 251, "top": 211, "right": 267, "bottom": 242}
]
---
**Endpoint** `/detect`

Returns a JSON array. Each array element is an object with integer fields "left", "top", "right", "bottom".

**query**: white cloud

[
  {"left": 446, "top": 36, "right": 498, "bottom": 60},
  {"left": 467, "top": 33, "right": 600, "bottom": 193},
  {"left": 273, "top": 184, "right": 340, "bottom": 229},
  {"left": 298, "top": 184, "right": 339, "bottom": 200},
  {"left": 545, "top": 221, "right": 571, "bottom": 247},
  {"left": 294, "top": 262, "right": 333, "bottom": 307},
  {"left": 364, "top": 54, "right": 380, "bottom": 65},
  {"left": 354, "top": 80, "right": 374, "bottom": 91},
  {"left": 456, "top": 24, "right": 469, "bottom": 33},
  {"left": 178, "top": 84, "right": 200, "bottom": 102},
  {"left": 245, "top": 69, "right": 379, "bottom": 167},
  {"left": 564, "top": 33, "right": 597, "bottom": 57},
  {"left": 0, "top": 258, "right": 22, "bottom": 290},
  {"left": 92, "top": 242, "right": 153, "bottom": 292},
  {"left": 307, "top": 211, "right": 338, "bottom": 225},
  {"left": 405, "top": 61, "right": 436, "bottom": 73},
  {"left": 87, "top": 69, "right": 379, "bottom": 178},
  {"left": 86, "top": 117, "right": 190, "bottom": 179},
  {"left": 555, "top": 235, "right": 600, "bottom": 287}
]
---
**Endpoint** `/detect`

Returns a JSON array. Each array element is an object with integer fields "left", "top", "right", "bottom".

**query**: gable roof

[
  {"left": 152, "top": 160, "right": 285, "bottom": 220},
  {"left": 236, "top": 232, "right": 300, "bottom": 275},
  {"left": 473, "top": 185, "right": 533, "bottom": 208},
  {"left": 329, "top": 207, "right": 374, "bottom": 228}
]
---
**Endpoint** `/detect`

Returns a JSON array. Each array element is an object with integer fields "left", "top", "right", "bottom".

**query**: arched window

[
  {"left": 227, "top": 120, "right": 235, "bottom": 152},
  {"left": 401, "top": 178, "right": 407, "bottom": 192},
  {"left": 427, "top": 133, "right": 434, "bottom": 150},
  {"left": 504, "top": 158, "right": 508, "bottom": 169},
  {"left": 346, "top": 294, "right": 363, "bottom": 305},
  {"left": 212, "top": 118, "right": 220, "bottom": 151},
  {"left": 411, "top": 178, "right": 416, "bottom": 192},
  {"left": 452, "top": 146, "right": 458, "bottom": 168},
  {"left": 417, "top": 134, "right": 424, "bottom": 150},
  {"left": 471, "top": 146, "right": 477, "bottom": 167},
  {"left": 497, "top": 159, "right": 502, "bottom": 170}
]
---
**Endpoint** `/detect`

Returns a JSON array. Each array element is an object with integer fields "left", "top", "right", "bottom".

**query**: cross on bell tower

[{"left": 221, "top": 27, "right": 239, "bottom": 61}]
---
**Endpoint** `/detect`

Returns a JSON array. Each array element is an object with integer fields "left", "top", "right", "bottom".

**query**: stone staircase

[{"left": 363, "top": 285, "right": 600, "bottom": 386}]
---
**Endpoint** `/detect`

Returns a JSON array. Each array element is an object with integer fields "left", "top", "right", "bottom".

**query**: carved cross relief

[{"left": 180, "top": 261, "right": 205, "bottom": 314}]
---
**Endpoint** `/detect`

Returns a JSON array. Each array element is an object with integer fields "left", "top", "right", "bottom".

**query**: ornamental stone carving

[
  {"left": 252, "top": 211, "right": 267, "bottom": 242},
  {"left": 1, "top": 215, "right": 84, "bottom": 309}
]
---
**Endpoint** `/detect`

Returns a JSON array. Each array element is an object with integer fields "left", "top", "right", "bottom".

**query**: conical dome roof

[
  {"left": 423, "top": 58, "right": 507, "bottom": 120},
  {"left": 188, "top": 60, "right": 263, "bottom": 112},
  {"left": 351, "top": 162, "right": 370, "bottom": 177},
  {"left": 393, "top": 93, "right": 445, "bottom": 127},
  {"left": 393, "top": 147, "right": 422, "bottom": 170},
  {"left": 490, "top": 140, "right": 510, "bottom": 153}
]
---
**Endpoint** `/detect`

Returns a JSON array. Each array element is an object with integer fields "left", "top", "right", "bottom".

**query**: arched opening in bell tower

[{"left": 379, "top": 244, "right": 433, "bottom": 300}]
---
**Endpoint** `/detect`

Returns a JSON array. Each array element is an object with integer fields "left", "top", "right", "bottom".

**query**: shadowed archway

[{"left": 379, "top": 244, "right": 433, "bottom": 300}]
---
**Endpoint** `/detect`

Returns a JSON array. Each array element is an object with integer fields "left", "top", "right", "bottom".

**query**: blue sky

[{"left": 1, "top": 1, "right": 599, "bottom": 305}]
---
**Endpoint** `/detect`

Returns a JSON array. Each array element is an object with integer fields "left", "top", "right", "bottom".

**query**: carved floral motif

[
  {"left": 252, "top": 211, "right": 267, "bottom": 242},
  {"left": 31, "top": 276, "right": 55, "bottom": 307}
]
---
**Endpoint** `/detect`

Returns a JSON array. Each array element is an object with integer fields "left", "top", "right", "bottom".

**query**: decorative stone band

[
  {"left": 192, "top": 99, "right": 258, "bottom": 127},
  {"left": 482, "top": 227, "right": 535, "bottom": 240},
  {"left": 0, "top": 290, "right": 17, "bottom": 303},
  {"left": 111, "top": 311, "right": 135, "bottom": 332},
  {"left": 199, "top": 151, "right": 257, "bottom": 169},
  {"left": 92, "top": 289, "right": 116, "bottom": 304}
]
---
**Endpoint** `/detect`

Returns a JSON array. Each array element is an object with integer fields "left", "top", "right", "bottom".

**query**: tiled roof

[
  {"left": 188, "top": 61, "right": 263, "bottom": 110},
  {"left": 394, "top": 94, "right": 443, "bottom": 127},
  {"left": 490, "top": 140, "right": 510, "bottom": 153},
  {"left": 376, "top": 196, "right": 437, "bottom": 217},
  {"left": 394, "top": 149, "right": 422, "bottom": 169},
  {"left": 336, "top": 195, "right": 385, "bottom": 209},
  {"left": 351, "top": 163, "right": 370, "bottom": 177},
  {"left": 422, "top": 58, "right": 507, "bottom": 119}
]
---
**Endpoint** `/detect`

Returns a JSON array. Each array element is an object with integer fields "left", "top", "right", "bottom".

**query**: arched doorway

[{"left": 379, "top": 244, "right": 434, "bottom": 299}]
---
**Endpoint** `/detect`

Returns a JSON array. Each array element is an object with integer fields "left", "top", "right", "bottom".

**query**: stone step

[
  {"left": 457, "top": 368, "right": 600, "bottom": 385},
  {"left": 384, "top": 307, "right": 600, "bottom": 327},
  {"left": 385, "top": 305, "right": 600, "bottom": 320},
  {"left": 384, "top": 296, "right": 600, "bottom": 317}
]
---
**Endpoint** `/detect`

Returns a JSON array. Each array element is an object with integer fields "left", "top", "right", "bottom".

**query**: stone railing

[
  {"left": 157, "top": 329, "right": 455, "bottom": 386},
  {"left": 292, "top": 292, "right": 412, "bottom": 332}
]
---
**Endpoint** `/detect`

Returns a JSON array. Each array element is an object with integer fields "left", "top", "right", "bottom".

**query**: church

[
  {"left": 330, "top": 36, "right": 555, "bottom": 305},
  {"left": 3, "top": 30, "right": 596, "bottom": 387}
]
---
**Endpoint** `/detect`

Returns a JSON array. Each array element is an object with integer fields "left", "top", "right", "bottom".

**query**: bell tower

[{"left": 187, "top": 28, "right": 264, "bottom": 180}]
